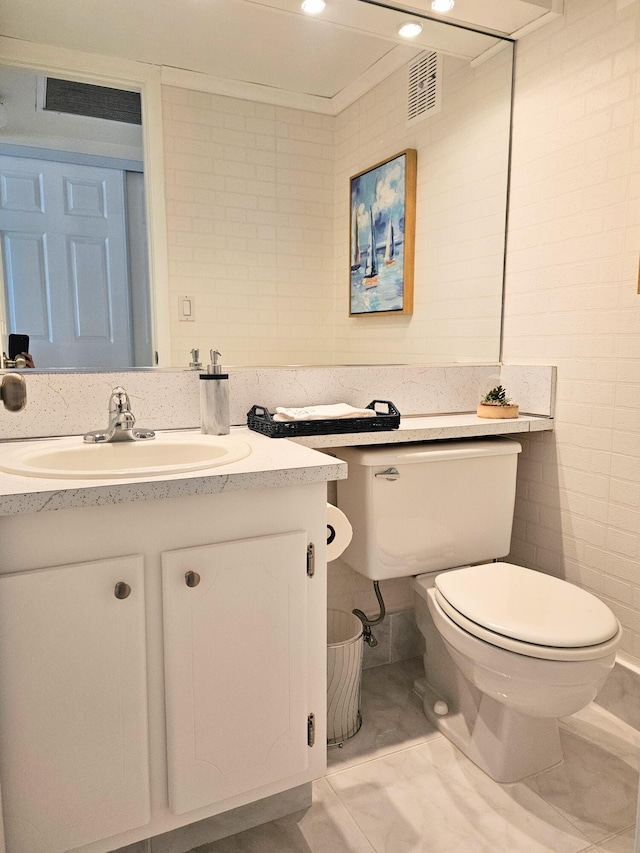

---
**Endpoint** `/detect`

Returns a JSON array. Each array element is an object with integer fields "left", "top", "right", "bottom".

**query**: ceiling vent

[
  {"left": 407, "top": 51, "right": 442, "bottom": 127},
  {"left": 44, "top": 78, "right": 142, "bottom": 125}
]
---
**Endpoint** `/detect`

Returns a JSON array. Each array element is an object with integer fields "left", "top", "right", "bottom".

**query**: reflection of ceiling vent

[
  {"left": 44, "top": 78, "right": 142, "bottom": 125},
  {"left": 407, "top": 51, "right": 442, "bottom": 127}
]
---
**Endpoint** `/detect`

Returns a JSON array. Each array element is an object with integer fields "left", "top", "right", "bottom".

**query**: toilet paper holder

[
  {"left": 326, "top": 503, "right": 352, "bottom": 563},
  {"left": 325, "top": 502, "right": 383, "bottom": 648}
]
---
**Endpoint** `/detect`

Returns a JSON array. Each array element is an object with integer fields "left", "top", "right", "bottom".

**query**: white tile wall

[
  {"left": 504, "top": 0, "right": 640, "bottom": 665},
  {"left": 162, "top": 88, "right": 335, "bottom": 367}
]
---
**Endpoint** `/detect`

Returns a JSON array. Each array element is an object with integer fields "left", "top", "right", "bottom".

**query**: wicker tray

[{"left": 247, "top": 400, "right": 401, "bottom": 438}]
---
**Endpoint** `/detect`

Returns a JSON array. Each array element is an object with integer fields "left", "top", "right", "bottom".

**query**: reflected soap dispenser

[{"left": 199, "top": 349, "right": 229, "bottom": 435}]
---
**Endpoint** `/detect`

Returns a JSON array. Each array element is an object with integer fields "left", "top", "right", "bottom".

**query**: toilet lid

[{"left": 435, "top": 563, "right": 619, "bottom": 648}]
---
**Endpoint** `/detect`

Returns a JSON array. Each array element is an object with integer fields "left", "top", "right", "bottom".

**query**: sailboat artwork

[
  {"left": 384, "top": 218, "right": 395, "bottom": 266},
  {"left": 362, "top": 206, "right": 378, "bottom": 288},
  {"left": 350, "top": 206, "right": 361, "bottom": 271},
  {"left": 349, "top": 149, "right": 416, "bottom": 316}
]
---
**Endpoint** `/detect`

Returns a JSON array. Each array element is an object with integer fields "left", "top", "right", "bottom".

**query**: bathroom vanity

[{"left": 0, "top": 430, "right": 345, "bottom": 853}]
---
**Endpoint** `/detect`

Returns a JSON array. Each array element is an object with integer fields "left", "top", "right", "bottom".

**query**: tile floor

[{"left": 192, "top": 658, "right": 640, "bottom": 853}]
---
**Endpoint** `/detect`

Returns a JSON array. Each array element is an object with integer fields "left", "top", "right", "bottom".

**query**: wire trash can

[{"left": 327, "top": 609, "right": 363, "bottom": 745}]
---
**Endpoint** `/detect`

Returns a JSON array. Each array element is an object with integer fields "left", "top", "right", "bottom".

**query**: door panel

[
  {"left": 0, "top": 555, "right": 150, "bottom": 853},
  {"left": 162, "top": 532, "right": 309, "bottom": 815},
  {"left": 69, "top": 234, "right": 112, "bottom": 337},
  {"left": 64, "top": 175, "right": 107, "bottom": 217},
  {"left": 1, "top": 232, "right": 50, "bottom": 337}
]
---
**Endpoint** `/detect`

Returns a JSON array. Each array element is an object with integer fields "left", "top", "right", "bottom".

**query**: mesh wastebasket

[{"left": 327, "top": 609, "right": 363, "bottom": 745}]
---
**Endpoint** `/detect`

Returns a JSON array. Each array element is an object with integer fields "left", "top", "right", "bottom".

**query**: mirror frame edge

[{"left": 0, "top": 35, "right": 171, "bottom": 367}]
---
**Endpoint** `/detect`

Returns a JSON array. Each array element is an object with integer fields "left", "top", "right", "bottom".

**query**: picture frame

[{"left": 349, "top": 148, "right": 416, "bottom": 317}]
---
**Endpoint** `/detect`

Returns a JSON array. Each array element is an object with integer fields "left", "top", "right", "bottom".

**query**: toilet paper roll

[{"left": 327, "top": 503, "right": 353, "bottom": 562}]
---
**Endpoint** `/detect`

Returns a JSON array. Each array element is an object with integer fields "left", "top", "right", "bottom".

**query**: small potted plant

[{"left": 477, "top": 385, "right": 519, "bottom": 419}]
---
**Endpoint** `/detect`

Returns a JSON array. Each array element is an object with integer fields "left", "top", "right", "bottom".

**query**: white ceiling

[
  {"left": 380, "top": 0, "right": 558, "bottom": 37},
  {"left": 0, "top": 0, "right": 561, "bottom": 108}
]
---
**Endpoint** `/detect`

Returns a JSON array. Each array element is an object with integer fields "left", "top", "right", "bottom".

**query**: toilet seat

[{"left": 423, "top": 563, "right": 621, "bottom": 662}]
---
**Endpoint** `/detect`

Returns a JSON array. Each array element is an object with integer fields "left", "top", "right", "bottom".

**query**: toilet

[{"left": 335, "top": 437, "right": 621, "bottom": 783}]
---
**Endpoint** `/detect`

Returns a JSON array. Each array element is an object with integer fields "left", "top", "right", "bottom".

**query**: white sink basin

[{"left": 0, "top": 433, "right": 252, "bottom": 479}]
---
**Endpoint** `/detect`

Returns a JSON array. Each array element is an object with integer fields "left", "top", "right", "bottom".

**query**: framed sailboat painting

[{"left": 349, "top": 149, "right": 416, "bottom": 316}]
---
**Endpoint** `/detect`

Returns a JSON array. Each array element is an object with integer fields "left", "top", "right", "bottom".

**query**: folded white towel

[{"left": 273, "top": 403, "right": 376, "bottom": 422}]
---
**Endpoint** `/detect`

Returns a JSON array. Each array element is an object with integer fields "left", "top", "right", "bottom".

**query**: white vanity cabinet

[
  {"left": 0, "top": 555, "right": 150, "bottom": 853},
  {"left": 0, "top": 481, "right": 328, "bottom": 853},
  {"left": 162, "top": 532, "right": 310, "bottom": 814}
]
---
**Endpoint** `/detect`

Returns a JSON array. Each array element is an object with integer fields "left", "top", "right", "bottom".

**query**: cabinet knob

[
  {"left": 114, "top": 581, "right": 132, "bottom": 599},
  {"left": 185, "top": 571, "right": 201, "bottom": 588}
]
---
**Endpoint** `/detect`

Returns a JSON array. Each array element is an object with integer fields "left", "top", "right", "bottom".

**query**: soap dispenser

[{"left": 199, "top": 349, "right": 230, "bottom": 435}]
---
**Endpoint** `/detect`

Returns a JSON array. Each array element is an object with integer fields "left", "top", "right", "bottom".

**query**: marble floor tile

[
  {"left": 190, "top": 778, "right": 375, "bottom": 853},
  {"left": 595, "top": 827, "right": 636, "bottom": 853},
  {"left": 595, "top": 661, "right": 640, "bottom": 733},
  {"left": 327, "top": 658, "right": 438, "bottom": 773},
  {"left": 327, "top": 736, "right": 593, "bottom": 853},
  {"left": 561, "top": 704, "right": 640, "bottom": 767},
  {"left": 524, "top": 705, "right": 640, "bottom": 844}
]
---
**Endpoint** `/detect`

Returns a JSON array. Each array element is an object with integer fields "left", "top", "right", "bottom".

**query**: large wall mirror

[
  {"left": 0, "top": 1, "right": 513, "bottom": 371},
  {"left": 0, "top": 37, "right": 171, "bottom": 371},
  {"left": 0, "top": 65, "right": 155, "bottom": 369}
]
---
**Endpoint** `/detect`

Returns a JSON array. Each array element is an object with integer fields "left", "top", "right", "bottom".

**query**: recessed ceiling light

[
  {"left": 301, "top": 0, "right": 326, "bottom": 14},
  {"left": 398, "top": 21, "right": 423, "bottom": 38},
  {"left": 431, "top": 0, "right": 455, "bottom": 12}
]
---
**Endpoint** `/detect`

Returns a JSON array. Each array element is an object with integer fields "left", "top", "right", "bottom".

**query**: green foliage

[{"left": 481, "top": 385, "right": 512, "bottom": 406}]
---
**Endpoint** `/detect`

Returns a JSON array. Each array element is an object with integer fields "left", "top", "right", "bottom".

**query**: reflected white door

[{"left": 0, "top": 155, "right": 133, "bottom": 368}]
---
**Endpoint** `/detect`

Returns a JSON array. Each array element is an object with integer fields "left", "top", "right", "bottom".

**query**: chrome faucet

[{"left": 83, "top": 386, "right": 156, "bottom": 443}]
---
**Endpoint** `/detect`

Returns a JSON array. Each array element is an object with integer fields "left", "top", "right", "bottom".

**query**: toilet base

[{"left": 415, "top": 678, "right": 564, "bottom": 783}]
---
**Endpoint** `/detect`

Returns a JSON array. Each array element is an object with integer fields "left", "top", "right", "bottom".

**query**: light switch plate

[{"left": 179, "top": 295, "right": 195, "bottom": 322}]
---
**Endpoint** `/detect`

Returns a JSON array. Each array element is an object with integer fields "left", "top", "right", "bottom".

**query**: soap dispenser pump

[{"left": 199, "top": 349, "right": 229, "bottom": 435}]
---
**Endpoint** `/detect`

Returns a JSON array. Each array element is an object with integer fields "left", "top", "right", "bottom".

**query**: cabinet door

[
  {"left": 162, "top": 531, "right": 309, "bottom": 814},
  {"left": 0, "top": 556, "right": 150, "bottom": 853}
]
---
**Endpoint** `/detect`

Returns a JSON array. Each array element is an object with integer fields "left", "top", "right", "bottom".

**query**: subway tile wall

[
  {"left": 504, "top": 0, "right": 640, "bottom": 664},
  {"left": 162, "top": 88, "right": 335, "bottom": 367}
]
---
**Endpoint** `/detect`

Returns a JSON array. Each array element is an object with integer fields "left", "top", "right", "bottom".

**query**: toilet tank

[{"left": 335, "top": 438, "right": 522, "bottom": 581}]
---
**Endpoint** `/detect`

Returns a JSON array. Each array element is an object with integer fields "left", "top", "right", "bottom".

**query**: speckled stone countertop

[
  {"left": 0, "top": 413, "right": 553, "bottom": 516},
  {"left": 0, "top": 428, "right": 347, "bottom": 517},
  {"left": 290, "top": 413, "right": 553, "bottom": 449}
]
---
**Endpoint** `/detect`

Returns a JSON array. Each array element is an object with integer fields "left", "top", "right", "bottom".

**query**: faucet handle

[
  {"left": 84, "top": 385, "right": 155, "bottom": 443},
  {"left": 1, "top": 373, "right": 26, "bottom": 412},
  {"left": 109, "top": 386, "right": 131, "bottom": 414}
]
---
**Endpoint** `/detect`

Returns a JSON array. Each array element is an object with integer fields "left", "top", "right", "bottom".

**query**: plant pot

[{"left": 477, "top": 403, "right": 519, "bottom": 419}]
